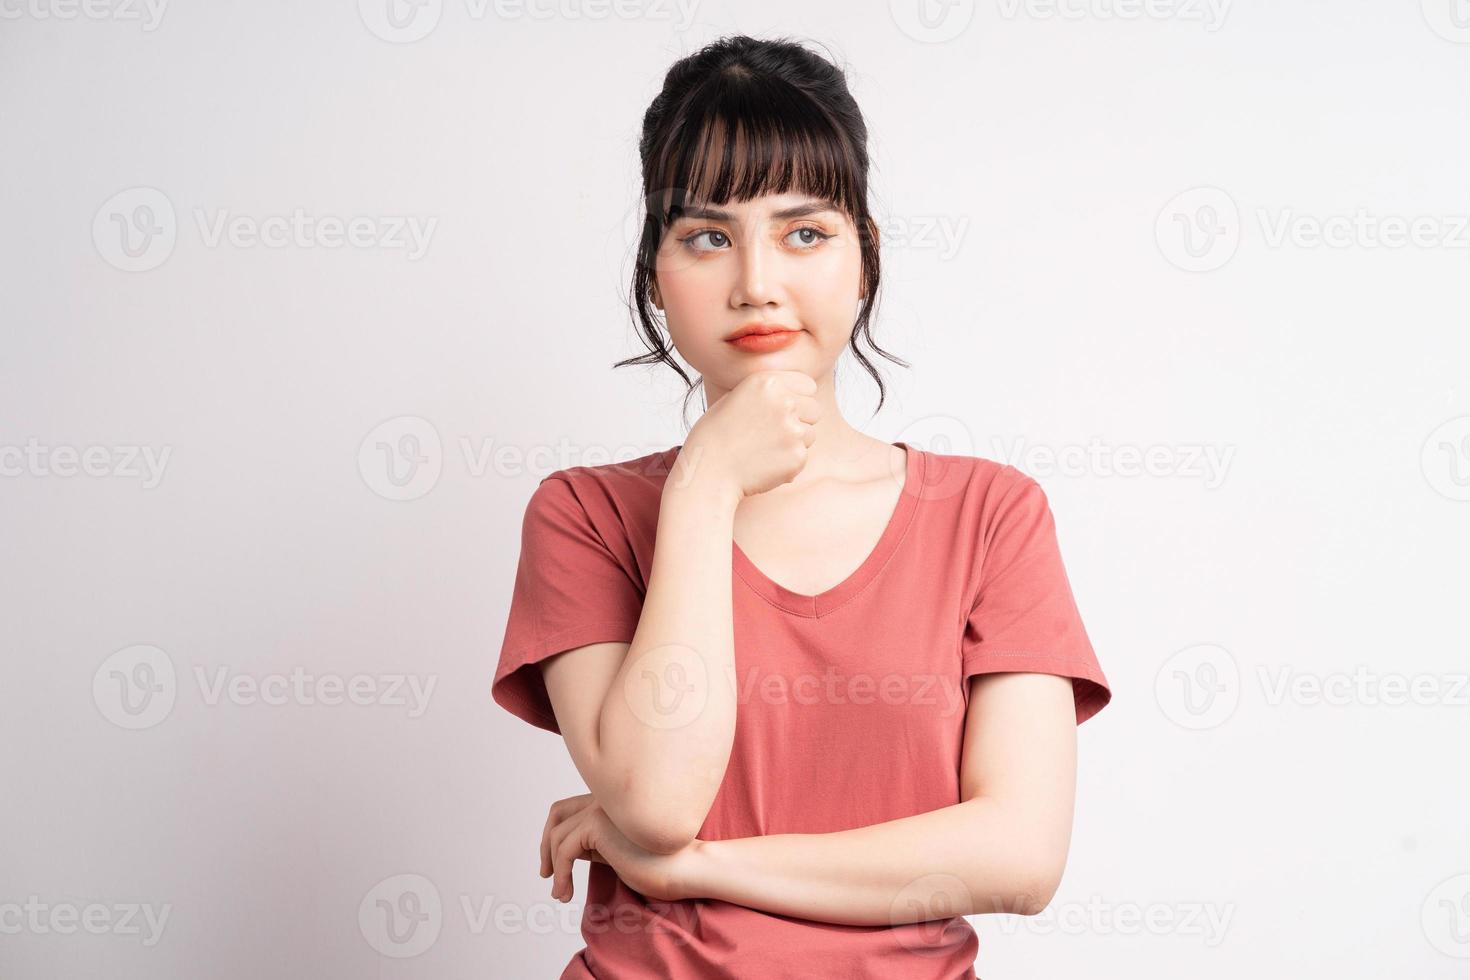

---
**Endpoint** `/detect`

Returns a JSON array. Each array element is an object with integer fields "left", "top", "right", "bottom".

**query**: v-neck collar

[{"left": 717, "top": 441, "right": 924, "bottom": 618}]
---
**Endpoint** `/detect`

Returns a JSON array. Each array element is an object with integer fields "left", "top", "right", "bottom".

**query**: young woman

[{"left": 493, "top": 34, "right": 1112, "bottom": 979}]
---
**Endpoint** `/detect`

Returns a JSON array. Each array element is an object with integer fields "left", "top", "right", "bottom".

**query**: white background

[{"left": 2, "top": 0, "right": 1468, "bottom": 976}]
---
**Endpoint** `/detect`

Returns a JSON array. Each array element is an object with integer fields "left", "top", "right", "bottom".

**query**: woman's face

[{"left": 651, "top": 191, "right": 864, "bottom": 396}]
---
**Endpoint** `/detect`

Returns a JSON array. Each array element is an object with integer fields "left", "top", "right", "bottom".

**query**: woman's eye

[
  {"left": 786, "top": 227, "right": 831, "bottom": 248},
  {"left": 684, "top": 229, "right": 729, "bottom": 251}
]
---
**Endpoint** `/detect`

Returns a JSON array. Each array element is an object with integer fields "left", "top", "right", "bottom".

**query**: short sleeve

[
  {"left": 492, "top": 475, "right": 645, "bottom": 734},
  {"left": 961, "top": 473, "right": 1112, "bottom": 725}
]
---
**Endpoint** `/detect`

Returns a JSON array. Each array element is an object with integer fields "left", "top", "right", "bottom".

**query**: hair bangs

[{"left": 644, "top": 77, "right": 864, "bottom": 227}]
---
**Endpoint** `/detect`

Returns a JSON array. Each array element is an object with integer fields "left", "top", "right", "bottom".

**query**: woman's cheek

[{"left": 798, "top": 265, "right": 863, "bottom": 337}]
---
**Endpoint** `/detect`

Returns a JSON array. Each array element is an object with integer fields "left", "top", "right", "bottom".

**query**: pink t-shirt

[{"left": 493, "top": 441, "right": 1111, "bottom": 979}]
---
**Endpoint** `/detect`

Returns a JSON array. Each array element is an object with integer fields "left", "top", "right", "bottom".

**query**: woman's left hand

[{"left": 540, "top": 793, "right": 699, "bottom": 904}]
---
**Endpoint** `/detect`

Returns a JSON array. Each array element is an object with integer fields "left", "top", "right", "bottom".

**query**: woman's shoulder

[
  {"left": 909, "top": 443, "right": 1040, "bottom": 502},
  {"left": 521, "top": 444, "right": 678, "bottom": 535}
]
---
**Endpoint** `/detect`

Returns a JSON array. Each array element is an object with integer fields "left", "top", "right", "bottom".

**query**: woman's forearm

[
  {"left": 593, "top": 450, "right": 742, "bottom": 853},
  {"left": 679, "top": 797, "right": 1054, "bottom": 925}
]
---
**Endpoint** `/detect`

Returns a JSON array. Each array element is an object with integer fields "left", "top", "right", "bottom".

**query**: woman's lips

[{"left": 727, "top": 330, "right": 801, "bottom": 353}]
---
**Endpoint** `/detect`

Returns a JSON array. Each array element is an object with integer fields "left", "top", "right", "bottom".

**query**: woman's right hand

[{"left": 679, "top": 370, "right": 823, "bottom": 499}]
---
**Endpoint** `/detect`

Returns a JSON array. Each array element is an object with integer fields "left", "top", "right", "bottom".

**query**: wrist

[
  {"left": 672, "top": 838, "right": 720, "bottom": 902},
  {"left": 663, "top": 443, "right": 742, "bottom": 511}
]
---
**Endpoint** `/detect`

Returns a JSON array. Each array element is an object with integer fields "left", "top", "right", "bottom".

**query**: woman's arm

[
  {"left": 541, "top": 449, "right": 743, "bottom": 854},
  {"left": 672, "top": 671, "right": 1080, "bottom": 924},
  {"left": 539, "top": 374, "right": 822, "bottom": 856}
]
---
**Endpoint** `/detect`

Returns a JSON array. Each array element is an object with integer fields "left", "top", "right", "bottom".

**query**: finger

[
  {"left": 542, "top": 794, "right": 594, "bottom": 880},
  {"left": 793, "top": 395, "right": 823, "bottom": 425},
  {"left": 554, "top": 834, "right": 586, "bottom": 903},
  {"left": 552, "top": 815, "right": 590, "bottom": 903},
  {"left": 540, "top": 803, "right": 561, "bottom": 879},
  {"left": 547, "top": 812, "right": 572, "bottom": 900},
  {"left": 551, "top": 842, "right": 568, "bottom": 902}
]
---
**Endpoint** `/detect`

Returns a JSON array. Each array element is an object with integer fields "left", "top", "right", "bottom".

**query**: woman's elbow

[
  {"left": 634, "top": 824, "right": 700, "bottom": 855},
  {"left": 967, "top": 833, "right": 1065, "bottom": 916},
  {"left": 1010, "top": 872, "right": 1059, "bottom": 916},
  {"left": 608, "top": 798, "right": 702, "bottom": 855},
  {"left": 623, "top": 815, "right": 700, "bottom": 855},
  {"left": 1009, "top": 852, "right": 1067, "bottom": 916}
]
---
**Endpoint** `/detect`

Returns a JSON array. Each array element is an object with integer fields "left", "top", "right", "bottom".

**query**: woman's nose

[{"left": 731, "top": 238, "right": 779, "bottom": 307}]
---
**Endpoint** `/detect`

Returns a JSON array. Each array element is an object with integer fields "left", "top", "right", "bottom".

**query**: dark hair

[{"left": 615, "top": 34, "right": 907, "bottom": 428}]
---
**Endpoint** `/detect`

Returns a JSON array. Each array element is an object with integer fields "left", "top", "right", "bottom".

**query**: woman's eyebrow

[{"left": 678, "top": 199, "right": 842, "bottom": 222}]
